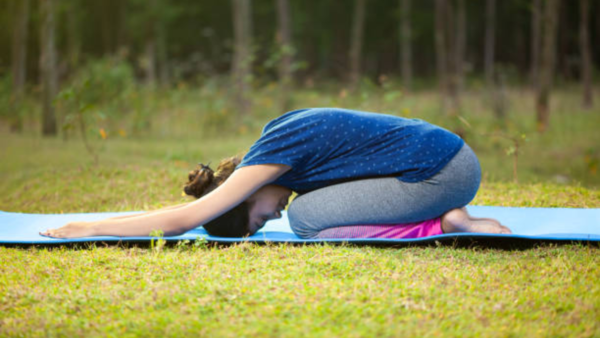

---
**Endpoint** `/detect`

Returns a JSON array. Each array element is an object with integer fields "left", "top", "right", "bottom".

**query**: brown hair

[{"left": 183, "top": 155, "right": 252, "bottom": 237}]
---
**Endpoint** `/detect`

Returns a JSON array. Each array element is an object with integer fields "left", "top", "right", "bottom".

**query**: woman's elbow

[
  {"left": 161, "top": 210, "right": 203, "bottom": 236},
  {"left": 163, "top": 223, "right": 198, "bottom": 237}
]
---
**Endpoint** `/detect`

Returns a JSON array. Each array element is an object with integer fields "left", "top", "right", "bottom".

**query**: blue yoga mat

[{"left": 0, "top": 206, "right": 599, "bottom": 245}]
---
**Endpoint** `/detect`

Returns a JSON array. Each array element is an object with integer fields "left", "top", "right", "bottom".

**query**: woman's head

[
  {"left": 183, "top": 156, "right": 292, "bottom": 237},
  {"left": 245, "top": 184, "right": 292, "bottom": 234}
]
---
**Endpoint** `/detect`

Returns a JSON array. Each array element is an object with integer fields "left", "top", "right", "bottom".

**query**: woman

[{"left": 41, "top": 108, "right": 510, "bottom": 239}]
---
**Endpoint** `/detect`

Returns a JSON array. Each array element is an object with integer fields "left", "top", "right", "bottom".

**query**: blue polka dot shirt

[{"left": 236, "top": 108, "right": 464, "bottom": 194}]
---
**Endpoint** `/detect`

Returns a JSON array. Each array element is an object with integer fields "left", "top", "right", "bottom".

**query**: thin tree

[
  {"left": 144, "top": 0, "right": 158, "bottom": 86},
  {"left": 484, "top": 0, "right": 496, "bottom": 87},
  {"left": 579, "top": 0, "right": 593, "bottom": 109},
  {"left": 349, "top": 0, "right": 366, "bottom": 92},
  {"left": 530, "top": 0, "right": 542, "bottom": 88},
  {"left": 535, "top": 0, "right": 560, "bottom": 133},
  {"left": 66, "top": 0, "right": 81, "bottom": 70},
  {"left": 455, "top": 0, "right": 466, "bottom": 92},
  {"left": 40, "top": 0, "right": 58, "bottom": 136},
  {"left": 434, "top": 0, "right": 460, "bottom": 114},
  {"left": 435, "top": 0, "right": 449, "bottom": 112},
  {"left": 231, "top": 0, "right": 253, "bottom": 115},
  {"left": 144, "top": 0, "right": 170, "bottom": 86},
  {"left": 444, "top": 0, "right": 460, "bottom": 111},
  {"left": 10, "top": 0, "right": 30, "bottom": 132},
  {"left": 399, "top": 0, "right": 412, "bottom": 91},
  {"left": 276, "top": 0, "right": 293, "bottom": 111},
  {"left": 157, "top": 16, "right": 169, "bottom": 85}
]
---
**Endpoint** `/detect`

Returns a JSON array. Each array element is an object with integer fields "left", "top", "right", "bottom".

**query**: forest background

[{"left": 1, "top": 0, "right": 599, "bottom": 188}]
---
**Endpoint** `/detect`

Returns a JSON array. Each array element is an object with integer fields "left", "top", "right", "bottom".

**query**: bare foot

[{"left": 441, "top": 208, "right": 511, "bottom": 234}]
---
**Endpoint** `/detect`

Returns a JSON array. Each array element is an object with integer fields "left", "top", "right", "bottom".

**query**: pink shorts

[{"left": 315, "top": 218, "right": 443, "bottom": 239}]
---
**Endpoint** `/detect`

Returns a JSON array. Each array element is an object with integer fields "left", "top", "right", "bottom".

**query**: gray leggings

[{"left": 287, "top": 143, "right": 481, "bottom": 238}]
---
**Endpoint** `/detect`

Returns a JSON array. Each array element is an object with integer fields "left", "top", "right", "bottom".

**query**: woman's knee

[
  {"left": 460, "top": 146, "right": 481, "bottom": 206},
  {"left": 437, "top": 143, "right": 482, "bottom": 208},
  {"left": 287, "top": 198, "right": 319, "bottom": 239}
]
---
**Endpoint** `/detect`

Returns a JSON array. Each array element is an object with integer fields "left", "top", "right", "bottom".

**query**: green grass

[
  {"left": 1, "top": 87, "right": 599, "bottom": 337},
  {"left": 1, "top": 244, "right": 598, "bottom": 337}
]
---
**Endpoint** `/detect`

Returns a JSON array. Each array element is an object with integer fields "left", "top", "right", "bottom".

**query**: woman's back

[{"left": 236, "top": 108, "right": 464, "bottom": 193}]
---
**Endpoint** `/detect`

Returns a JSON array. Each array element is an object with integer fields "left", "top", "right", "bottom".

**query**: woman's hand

[{"left": 39, "top": 221, "right": 98, "bottom": 239}]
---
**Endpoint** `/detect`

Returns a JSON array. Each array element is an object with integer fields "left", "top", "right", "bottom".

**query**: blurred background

[{"left": 1, "top": 0, "right": 599, "bottom": 190}]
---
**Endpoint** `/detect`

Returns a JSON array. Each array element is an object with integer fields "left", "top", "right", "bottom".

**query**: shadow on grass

[{"left": 2, "top": 237, "right": 598, "bottom": 251}]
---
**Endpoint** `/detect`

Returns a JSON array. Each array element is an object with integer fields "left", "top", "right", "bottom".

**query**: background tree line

[{"left": 1, "top": 0, "right": 598, "bottom": 136}]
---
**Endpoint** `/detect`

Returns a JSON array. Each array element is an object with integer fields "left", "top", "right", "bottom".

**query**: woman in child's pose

[{"left": 41, "top": 108, "right": 510, "bottom": 239}]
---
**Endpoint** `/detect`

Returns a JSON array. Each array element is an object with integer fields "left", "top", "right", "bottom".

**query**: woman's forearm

[
  {"left": 91, "top": 207, "right": 196, "bottom": 237},
  {"left": 104, "top": 202, "right": 191, "bottom": 220}
]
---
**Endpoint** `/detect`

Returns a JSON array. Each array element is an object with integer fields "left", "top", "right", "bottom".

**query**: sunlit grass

[{"left": 1, "top": 243, "right": 598, "bottom": 337}]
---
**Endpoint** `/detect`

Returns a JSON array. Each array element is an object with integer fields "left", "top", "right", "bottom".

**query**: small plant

[
  {"left": 149, "top": 229, "right": 166, "bottom": 253},
  {"left": 57, "top": 89, "right": 101, "bottom": 165},
  {"left": 56, "top": 57, "right": 136, "bottom": 164},
  {"left": 495, "top": 132, "right": 528, "bottom": 184},
  {"left": 194, "top": 235, "right": 208, "bottom": 249},
  {"left": 457, "top": 115, "right": 528, "bottom": 183},
  {"left": 175, "top": 239, "right": 191, "bottom": 251}
]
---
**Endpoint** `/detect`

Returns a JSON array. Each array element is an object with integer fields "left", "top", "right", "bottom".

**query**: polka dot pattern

[{"left": 236, "top": 108, "right": 464, "bottom": 194}]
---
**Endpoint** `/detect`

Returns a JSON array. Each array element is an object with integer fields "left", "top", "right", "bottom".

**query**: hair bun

[
  {"left": 183, "top": 154, "right": 245, "bottom": 199},
  {"left": 183, "top": 163, "right": 215, "bottom": 198}
]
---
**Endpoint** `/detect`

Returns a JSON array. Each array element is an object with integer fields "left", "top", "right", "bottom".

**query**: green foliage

[
  {"left": 3, "top": 86, "right": 600, "bottom": 185},
  {"left": 58, "top": 57, "right": 135, "bottom": 111},
  {"left": 0, "top": 75, "right": 37, "bottom": 131},
  {"left": 261, "top": 42, "right": 307, "bottom": 79},
  {"left": 55, "top": 57, "right": 144, "bottom": 163},
  {"left": 58, "top": 57, "right": 136, "bottom": 134},
  {"left": 194, "top": 236, "right": 208, "bottom": 249}
]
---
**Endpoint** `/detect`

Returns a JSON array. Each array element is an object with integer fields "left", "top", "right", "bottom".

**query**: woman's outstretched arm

[
  {"left": 40, "top": 164, "right": 290, "bottom": 238},
  {"left": 103, "top": 202, "right": 192, "bottom": 220}
]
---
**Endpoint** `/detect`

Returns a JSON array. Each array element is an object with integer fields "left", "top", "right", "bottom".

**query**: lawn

[{"left": 0, "top": 88, "right": 599, "bottom": 337}]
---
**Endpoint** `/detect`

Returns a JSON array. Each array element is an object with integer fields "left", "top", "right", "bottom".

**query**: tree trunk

[
  {"left": 445, "top": 0, "right": 460, "bottom": 112},
  {"left": 276, "top": 0, "right": 293, "bottom": 111},
  {"left": 399, "top": 0, "right": 412, "bottom": 91},
  {"left": 435, "top": 0, "right": 448, "bottom": 112},
  {"left": 579, "top": 0, "right": 593, "bottom": 110},
  {"left": 144, "top": 0, "right": 158, "bottom": 87},
  {"left": 157, "top": 20, "right": 169, "bottom": 85},
  {"left": 116, "top": 0, "right": 129, "bottom": 53},
  {"left": 40, "top": 0, "right": 58, "bottom": 136},
  {"left": 455, "top": 0, "right": 466, "bottom": 92},
  {"left": 231, "top": 0, "right": 252, "bottom": 115},
  {"left": 10, "top": 0, "right": 30, "bottom": 132},
  {"left": 66, "top": 0, "right": 81, "bottom": 70},
  {"left": 484, "top": 0, "right": 496, "bottom": 87},
  {"left": 349, "top": 0, "right": 366, "bottom": 92},
  {"left": 100, "top": 1, "right": 113, "bottom": 54},
  {"left": 557, "top": 1, "right": 570, "bottom": 79},
  {"left": 535, "top": 0, "right": 560, "bottom": 133},
  {"left": 530, "top": 0, "right": 542, "bottom": 89},
  {"left": 144, "top": 38, "right": 157, "bottom": 86}
]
